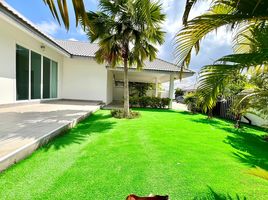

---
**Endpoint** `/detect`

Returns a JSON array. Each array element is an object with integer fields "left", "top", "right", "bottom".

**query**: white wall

[
  {"left": 61, "top": 57, "right": 108, "bottom": 103},
  {"left": 0, "top": 14, "right": 64, "bottom": 105},
  {"left": 106, "top": 70, "right": 114, "bottom": 104},
  {"left": 113, "top": 87, "right": 124, "bottom": 101},
  {"left": 242, "top": 113, "right": 268, "bottom": 127}
]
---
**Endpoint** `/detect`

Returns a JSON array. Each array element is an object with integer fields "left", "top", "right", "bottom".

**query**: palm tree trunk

[{"left": 123, "top": 57, "right": 130, "bottom": 117}]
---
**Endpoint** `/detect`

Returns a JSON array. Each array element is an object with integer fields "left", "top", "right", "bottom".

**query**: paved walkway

[{"left": 0, "top": 100, "right": 100, "bottom": 171}]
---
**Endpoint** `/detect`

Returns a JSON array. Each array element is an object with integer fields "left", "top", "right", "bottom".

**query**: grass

[{"left": 0, "top": 109, "right": 267, "bottom": 200}]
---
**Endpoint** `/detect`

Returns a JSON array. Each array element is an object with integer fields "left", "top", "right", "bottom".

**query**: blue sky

[{"left": 6, "top": 0, "right": 232, "bottom": 89}]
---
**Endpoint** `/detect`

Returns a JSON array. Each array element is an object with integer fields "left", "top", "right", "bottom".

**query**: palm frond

[
  {"left": 177, "top": 0, "right": 268, "bottom": 68},
  {"left": 43, "top": 0, "right": 88, "bottom": 30}
]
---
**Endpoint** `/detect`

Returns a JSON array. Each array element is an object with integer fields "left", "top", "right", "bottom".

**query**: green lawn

[{"left": 0, "top": 109, "right": 267, "bottom": 199}]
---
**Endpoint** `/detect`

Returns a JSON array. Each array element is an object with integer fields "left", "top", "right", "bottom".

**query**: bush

[
  {"left": 149, "top": 97, "right": 161, "bottom": 108},
  {"left": 184, "top": 92, "right": 199, "bottom": 113},
  {"left": 160, "top": 98, "right": 171, "bottom": 108},
  {"left": 129, "top": 97, "right": 139, "bottom": 108},
  {"left": 111, "top": 109, "right": 140, "bottom": 119},
  {"left": 175, "top": 88, "right": 184, "bottom": 98},
  {"left": 139, "top": 96, "right": 151, "bottom": 108},
  {"left": 129, "top": 96, "right": 170, "bottom": 109}
]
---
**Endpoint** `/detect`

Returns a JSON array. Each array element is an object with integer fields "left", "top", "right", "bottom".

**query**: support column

[
  {"left": 169, "top": 73, "right": 175, "bottom": 109},
  {"left": 155, "top": 78, "right": 158, "bottom": 97}
]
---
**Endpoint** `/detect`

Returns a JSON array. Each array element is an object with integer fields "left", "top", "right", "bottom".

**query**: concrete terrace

[{"left": 0, "top": 100, "right": 101, "bottom": 171}]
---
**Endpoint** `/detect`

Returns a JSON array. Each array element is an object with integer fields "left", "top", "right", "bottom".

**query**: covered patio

[{"left": 108, "top": 59, "right": 194, "bottom": 108}]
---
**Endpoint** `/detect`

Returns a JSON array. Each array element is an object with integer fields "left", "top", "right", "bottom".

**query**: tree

[
  {"left": 84, "top": 0, "right": 165, "bottom": 117},
  {"left": 176, "top": 0, "right": 268, "bottom": 68},
  {"left": 197, "top": 23, "right": 268, "bottom": 113},
  {"left": 176, "top": 1, "right": 268, "bottom": 116},
  {"left": 43, "top": 0, "right": 88, "bottom": 30},
  {"left": 43, "top": 0, "right": 154, "bottom": 30}
]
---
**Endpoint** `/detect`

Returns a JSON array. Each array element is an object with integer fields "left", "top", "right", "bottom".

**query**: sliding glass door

[
  {"left": 51, "top": 61, "right": 58, "bottom": 98},
  {"left": 16, "top": 45, "right": 29, "bottom": 100},
  {"left": 43, "top": 58, "right": 58, "bottom": 99},
  {"left": 16, "top": 45, "right": 58, "bottom": 101},
  {"left": 31, "top": 51, "right": 41, "bottom": 99},
  {"left": 43, "top": 57, "right": 51, "bottom": 99}
]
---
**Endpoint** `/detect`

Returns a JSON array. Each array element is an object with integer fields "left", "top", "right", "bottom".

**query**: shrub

[
  {"left": 160, "top": 98, "right": 171, "bottom": 108},
  {"left": 138, "top": 96, "right": 150, "bottom": 108},
  {"left": 130, "top": 96, "right": 171, "bottom": 109},
  {"left": 175, "top": 88, "right": 184, "bottom": 98},
  {"left": 129, "top": 97, "right": 139, "bottom": 108},
  {"left": 111, "top": 109, "right": 140, "bottom": 119},
  {"left": 184, "top": 92, "right": 199, "bottom": 113},
  {"left": 149, "top": 97, "right": 161, "bottom": 108}
]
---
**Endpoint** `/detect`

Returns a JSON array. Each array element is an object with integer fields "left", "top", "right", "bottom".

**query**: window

[
  {"left": 31, "top": 51, "right": 41, "bottom": 99},
  {"left": 51, "top": 61, "right": 58, "bottom": 98},
  {"left": 43, "top": 57, "right": 51, "bottom": 99},
  {"left": 16, "top": 45, "right": 29, "bottom": 100},
  {"left": 43, "top": 58, "right": 58, "bottom": 99},
  {"left": 16, "top": 45, "right": 58, "bottom": 100}
]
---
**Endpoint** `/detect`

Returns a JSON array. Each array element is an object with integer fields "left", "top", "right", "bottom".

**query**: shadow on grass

[
  {"left": 225, "top": 130, "right": 268, "bottom": 171},
  {"left": 190, "top": 117, "right": 268, "bottom": 173},
  {"left": 44, "top": 112, "right": 116, "bottom": 151},
  {"left": 194, "top": 187, "right": 247, "bottom": 200}
]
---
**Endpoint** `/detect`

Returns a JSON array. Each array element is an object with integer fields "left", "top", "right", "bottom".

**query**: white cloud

[
  {"left": 36, "top": 21, "right": 59, "bottom": 36},
  {"left": 68, "top": 38, "right": 78, "bottom": 41}
]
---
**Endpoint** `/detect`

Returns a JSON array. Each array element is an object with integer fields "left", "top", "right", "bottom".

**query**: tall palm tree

[
  {"left": 84, "top": 0, "right": 165, "bottom": 117},
  {"left": 43, "top": 0, "right": 154, "bottom": 30}
]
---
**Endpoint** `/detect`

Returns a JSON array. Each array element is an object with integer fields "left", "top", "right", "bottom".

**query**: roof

[
  {"left": 0, "top": 2, "right": 194, "bottom": 74},
  {"left": 0, "top": 1, "right": 70, "bottom": 56},
  {"left": 56, "top": 40, "right": 194, "bottom": 73},
  {"left": 56, "top": 40, "right": 99, "bottom": 57}
]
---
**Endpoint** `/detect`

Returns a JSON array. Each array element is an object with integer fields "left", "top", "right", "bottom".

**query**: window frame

[{"left": 15, "top": 43, "right": 59, "bottom": 102}]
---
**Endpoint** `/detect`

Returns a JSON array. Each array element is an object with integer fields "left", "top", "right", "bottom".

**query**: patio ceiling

[{"left": 109, "top": 68, "right": 194, "bottom": 83}]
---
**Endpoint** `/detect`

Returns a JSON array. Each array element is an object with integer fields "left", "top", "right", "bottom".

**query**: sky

[{"left": 5, "top": 0, "right": 233, "bottom": 89}]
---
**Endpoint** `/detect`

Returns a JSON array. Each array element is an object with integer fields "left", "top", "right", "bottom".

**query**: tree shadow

[
  {"left": 193, "top": 187, "right": 247, "bottom": 200},
  {"left": 44, "top": 112, "right": 116, "bottom": 151},
  {"left": 190, "top": 117, "right": 268, "bottom": 173},
  {"left": 224, "top": 130, "right": 268, "bottom": 171}
]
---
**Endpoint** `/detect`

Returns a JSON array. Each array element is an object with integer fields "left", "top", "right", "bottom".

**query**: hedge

[{"left": 130, "top": 97, "right": 170, "bottom": 109}]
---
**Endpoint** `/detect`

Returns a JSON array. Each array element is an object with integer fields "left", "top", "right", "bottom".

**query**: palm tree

[
  {"left": 197, "top": 23, "right": 268, "bottom": 113},
  {"left": 176, "top": 0, "right": 268, "bottom": 68},
  {"left": 43, "top": 0, "right": 154, "bottom": 30},
  {"left": 43, "top": 0, "right": 88, "bottom": 30},
  {"left": 175, "top": 0, "right": 268, "bottom": 114},
  {"left": 84, "top": 0, "right": 165, "bottom": 117}
]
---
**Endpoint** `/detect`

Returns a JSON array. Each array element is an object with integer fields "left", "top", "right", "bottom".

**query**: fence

[{"left": 212, "top": 99, "right": 235, "bottom": 120}]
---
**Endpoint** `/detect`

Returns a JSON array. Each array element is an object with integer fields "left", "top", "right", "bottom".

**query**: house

[{"left": 0, "top": 1, "right": 194, "bottom": 108}]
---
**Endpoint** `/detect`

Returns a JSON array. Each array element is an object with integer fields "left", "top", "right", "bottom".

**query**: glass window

[
  {"left": 43, "top": 57, "right": 51, "bottom": 99},
  {"left": 16, "top": 45, "right": 58, "bottom": 100},
  {"left": 51, "top": 61, "right": 58, "bottom": 98},
  {"left": 31, "top": 51, "right": 41, "bottom": 99},
  {"left": 16, "top": 45, "right": 29, "bottom": 100}
]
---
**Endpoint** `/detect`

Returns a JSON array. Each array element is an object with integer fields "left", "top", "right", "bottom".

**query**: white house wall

[
  {"left": 0, "top": 15, "right": 64, "bottom": 105},
  {"left": 61, "top": 57, "right": 108, "bottom": 103},
  {"left": 106, "top": 70, "right": 114, "bottom": 104}
]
